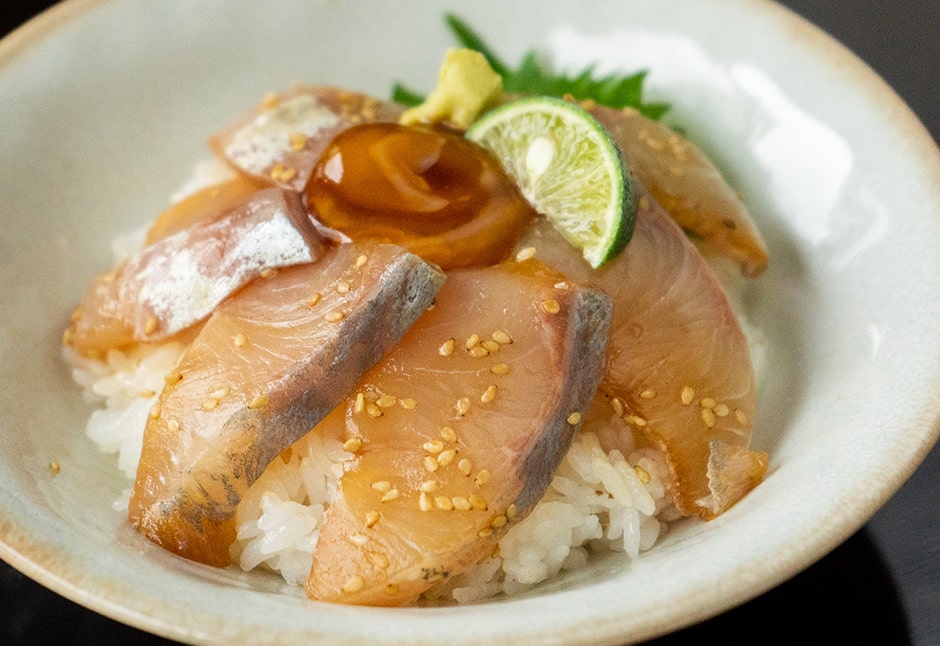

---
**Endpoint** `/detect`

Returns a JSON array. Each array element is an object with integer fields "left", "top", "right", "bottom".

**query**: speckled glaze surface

[{"left": 1, "top": 1, "right": 938, "bottom": 644}]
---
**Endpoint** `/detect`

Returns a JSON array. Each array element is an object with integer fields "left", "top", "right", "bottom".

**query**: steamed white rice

[
  {"left": 63, "top": 159, "right": 765, "bottom": 602},
  {"left": 65, "top": 337, "right": 677, "bottom": 601}
]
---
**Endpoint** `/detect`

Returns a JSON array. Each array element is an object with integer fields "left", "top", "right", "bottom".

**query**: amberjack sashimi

[
  {"left": 516, "top": 185, "right": 767, "bottom": 519},
  {"left": 306, "top": 261, "right": 612, "bottom": 605},
  {"left": 588, "top": 104, "right": 769, "bottom": 277},
  {"left": 65, "top": 188, "right": 327, "bottom": 357},
  {"left": 129, "top": 242, "right": 445, "bottom": 566}
]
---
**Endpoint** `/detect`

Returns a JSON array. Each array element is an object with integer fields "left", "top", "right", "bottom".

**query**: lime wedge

[{"left": 465, "top": 96, "right": 634, "bottom": 267}]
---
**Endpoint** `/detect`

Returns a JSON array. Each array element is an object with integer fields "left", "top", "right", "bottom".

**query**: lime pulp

[{"left": 465, "top": 96, "right": 634, "bottom": 267}]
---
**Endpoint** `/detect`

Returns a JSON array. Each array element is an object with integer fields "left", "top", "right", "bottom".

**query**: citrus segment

[{"left": 466, "top": 96, "right": 634, "bottom": 267}]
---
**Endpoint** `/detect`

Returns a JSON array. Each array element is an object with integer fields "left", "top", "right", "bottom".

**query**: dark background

[{"left": 1, "top": 1, "right": 938, "bottom": 644}]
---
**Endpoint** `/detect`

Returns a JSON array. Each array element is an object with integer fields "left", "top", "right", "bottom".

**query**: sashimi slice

[
  {"left": 129, "top": 242, "right": 445, "bottom": 566},
  {"left": 516, "top": 185, "right": 767, "bottom": 519},
  {"left": 210, "top": 86, "right": 403, "bottom": 192},
  {"left": 145, "top": 174, "right": 264, "bottom": 245},
  {"left": 588, "top": 104, "right": 769, "bottom": 277},
  {"left": 305, "top": 261, "right": 612, "bottom": 605},
  {"left": 64, "top": 188, "right": 327, "bottom": 357}
]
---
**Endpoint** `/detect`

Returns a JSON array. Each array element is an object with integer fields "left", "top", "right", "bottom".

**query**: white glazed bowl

[{"left": 2, "top": 1, "right": 939, "bottom": 644}]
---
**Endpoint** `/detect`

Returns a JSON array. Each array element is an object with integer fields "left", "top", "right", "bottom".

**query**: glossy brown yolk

[{"left": 307, "top": 123, "right": 536, "bottom": 269}]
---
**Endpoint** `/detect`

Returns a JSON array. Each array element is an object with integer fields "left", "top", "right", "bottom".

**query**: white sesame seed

[
  {"left": 376, "top": 394, "right": 397, "bottom": 408},
  {"left": 247, "top": 395, "right": 269, "bottom": 410},
  {"left": 469, "top": 494, "right": 488, "bottom": 511},
  {"left": 423, "top": 440, "right": 444, "bottom": 454},
  {"left": 342, "top": 575, "right": 364, "bottom": 593},
  {"left": 701, "top": 408, "right": 716, "bottom": 428},
  {"left": 490, "top": 363, "right": 510, "bottom": 375},
  {"left": 439, "top": 338, "right": 455, "bottom": 356},
  {"left": 481, "top": 340, "right": 501, "bottom": 353},
  {"left": 610, "top": 397, "right": 624, "bottom": 416},
  {"left": 458, "top": 458, "right": 472, "bottom": 476},
  {"left": 491, "top": 329, "right": 512, "bottom": 345}
]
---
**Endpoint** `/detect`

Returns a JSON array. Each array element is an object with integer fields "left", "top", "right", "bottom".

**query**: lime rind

[{"left": 466, "top": 96, "right": 635, "bottom": 267}]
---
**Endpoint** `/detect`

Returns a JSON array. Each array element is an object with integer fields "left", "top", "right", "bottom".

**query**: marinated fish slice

[
  {"left": 516, "top": 186, "right": 766, "bottom": 519},
  {"left": 145, "top": 174, "right": 264, "bottom": 245},
  {"left": 588, "top": 104, "right": 769, "bottom": 277},
  {"left": 305, "top": 262, "right": 612, "bottom": 605},
  {"left": 64, "top": 188, "right": 327, "bottom": 357},
  {"left": 129, "top": 243, "right": 445, "bottom": 567},
  {"left": 210, "top": 86, "right": 403, "bottom": 192}
]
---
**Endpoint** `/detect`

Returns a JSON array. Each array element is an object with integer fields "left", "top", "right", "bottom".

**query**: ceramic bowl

[{"left": 2, "top": 0, "right": 939, "bottom": 643}]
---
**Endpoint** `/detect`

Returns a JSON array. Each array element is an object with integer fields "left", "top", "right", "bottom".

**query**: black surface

[{"left": 1, "top": 1, "right": 938, "bottom": 644}]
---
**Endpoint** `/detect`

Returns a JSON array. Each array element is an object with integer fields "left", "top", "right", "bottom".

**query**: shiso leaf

[{"left": 393, "top": 13, "right": 670, "bottom": 120}]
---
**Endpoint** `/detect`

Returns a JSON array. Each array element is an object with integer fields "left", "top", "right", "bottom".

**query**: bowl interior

[{"left": 2, "top": 0, "right": 939, "bottom": 643}]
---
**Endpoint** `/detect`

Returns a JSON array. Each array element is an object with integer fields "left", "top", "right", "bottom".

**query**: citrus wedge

[{"left": 466, "top": 96, "right": 634, "bottom": 267}]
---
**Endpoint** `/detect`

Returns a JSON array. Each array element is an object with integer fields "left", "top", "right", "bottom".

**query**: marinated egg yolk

[{"left": 307, "top": 123, "right": 536, "bottom": 269}]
